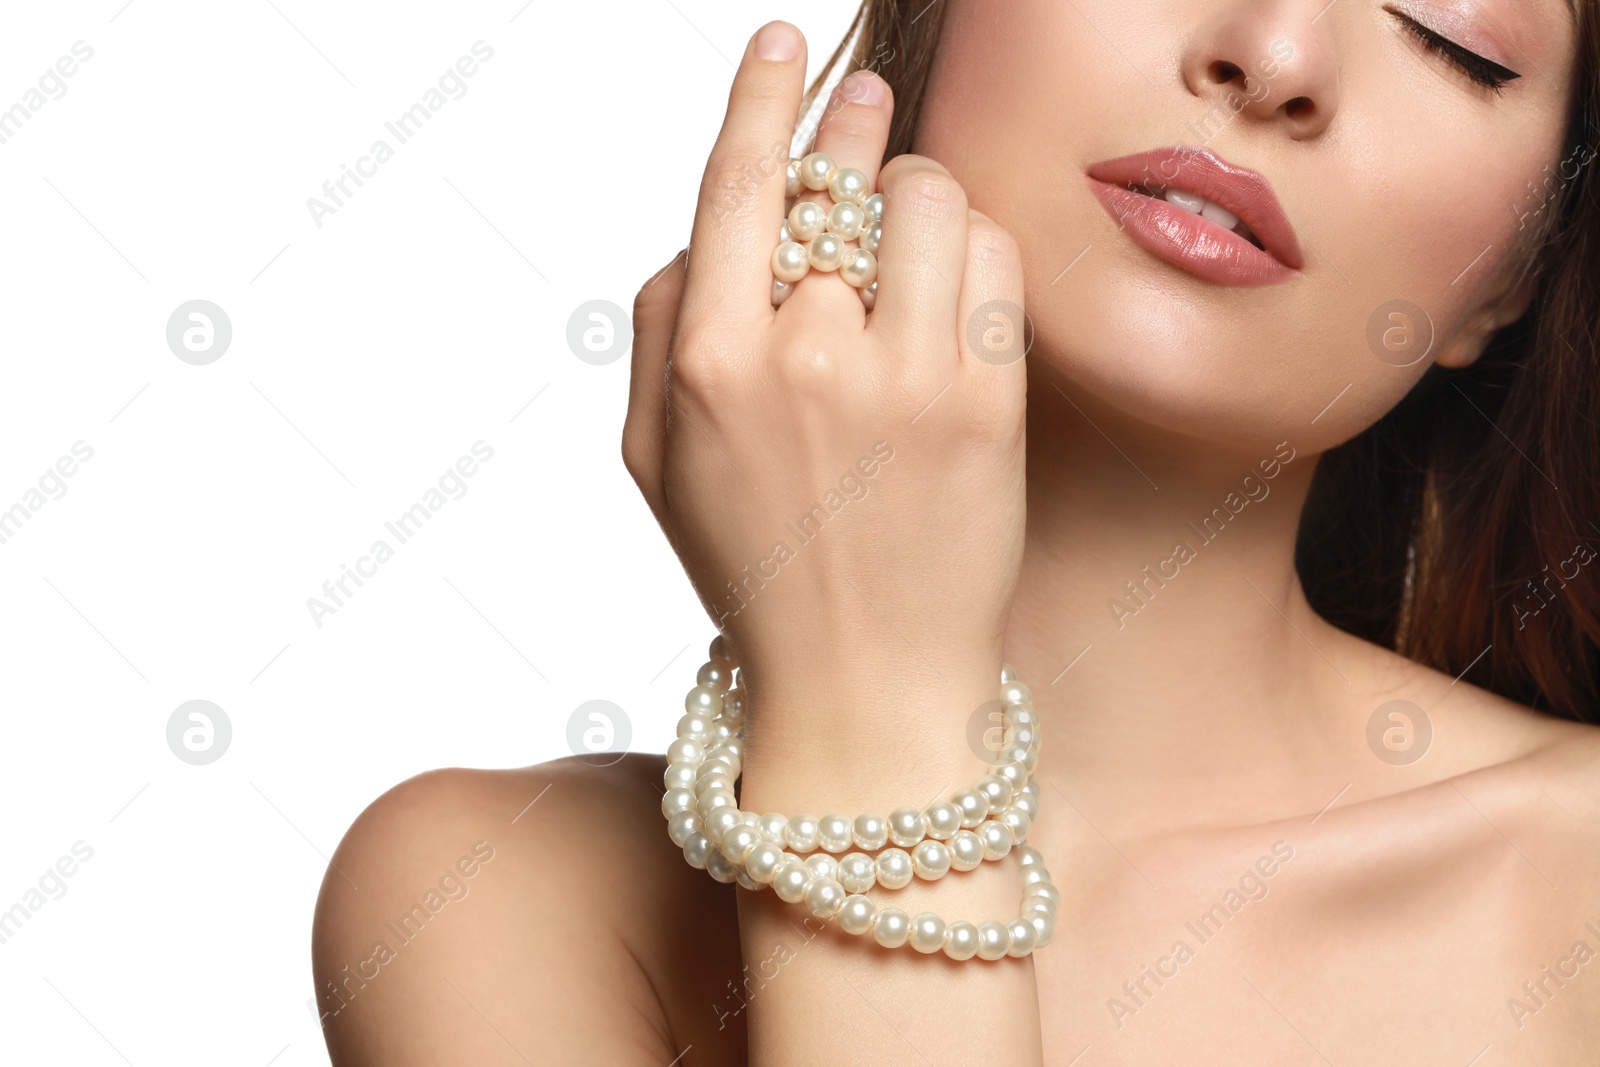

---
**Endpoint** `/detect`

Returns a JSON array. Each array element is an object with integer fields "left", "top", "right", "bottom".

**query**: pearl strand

[
  {"left": 661, "top": 637, "right": 1061, "bottom": 959},
  {"left": 771, "top": 151, "right": 884, "bottom": 309}
]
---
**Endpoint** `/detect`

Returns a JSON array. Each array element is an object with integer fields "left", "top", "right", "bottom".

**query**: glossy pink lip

[{"left": 1084, "top": 146, "right": 1304, "bottom": 287}]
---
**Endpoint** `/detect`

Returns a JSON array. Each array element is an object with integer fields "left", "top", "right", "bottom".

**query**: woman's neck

[{"left": 1007, "top": 372, "right": 1367, "bottom": 838}]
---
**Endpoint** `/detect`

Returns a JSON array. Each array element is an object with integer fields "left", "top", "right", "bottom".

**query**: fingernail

[
  {"left": 841, "top": 69, "right": 886, "bottom": 106},
  {"left": 754, "top": 21, "right": 800, "bottom": 61}
]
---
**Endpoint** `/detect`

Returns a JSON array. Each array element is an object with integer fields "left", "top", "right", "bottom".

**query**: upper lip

[{"left": 1084, "top": 145, "right": 1304, "bottom": 271}]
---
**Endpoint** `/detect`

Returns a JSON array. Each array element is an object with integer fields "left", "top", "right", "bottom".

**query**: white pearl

[
  {"left": 779, "top": 221, "right": 794, "bottom": 244},
  {"left": 838, "top": 894, "right": 876, "bottom": 935},
  {"left": 909, "top": 913, "right": 947, "bottom": 954},
  {"left": 708, "top": 635, "right": 729, "bottom": 661},
  {"left": 1030, "top": 911, "right": 1057, "bottom": 948},
  {"left": 875, "top": 848, "right": 914, "bottom": 890},
  {"left": 800, "top": 151, "right": 836, "bottom": 191},
  {"left": 686, "top": 685, "right": 724, "bottom": 716},
  {"left": 953, "top": 789, "right": 991, "bottom": 827},
  {"left": 948, "top": 830, "right": 985, "bottom": 872},
  {"left": 695, "top": 791, "right": 734, "bottom": 820},
  {"left": 804, "top": 854, "right": 839, "bottom": 883},
  {"left": 771, "top": 240, "right": 810, "bottom": 284},
  {"left": 826, "top": 200, "right": 866, "bottom": 240},
  {"left": 683, "top": 832, "right": 711, "bottom": 870},
  {"left": 859, "top": 220, "right": 881, "bottom": 254},
  {"left": 665, "top": 738, "right": 703, "bottom": 764},
  {"left": 887, "top": 807, "right": 925, "bottom": 848},
  {"left": 663, "top": 761, "right": 697, "bottom": 791},
  {"left": 724, "top": 689, "right": 745, "bottom": 718},
  {"left": 1017, "top": 846, "right": 1045, "bottom": 867},
  {"left": 677, "top": 714, "right": 713, "bottom": 742},
  {"left": 1024, "top": 778, "right": 1042, "bottom": 800},
  {"left": 705, "top": 808, "right": 743, "bottom": 844},
  {"left": 911, "top": 840, "right": 951, "bottom": 881},
  {"left": 757, "top": 812, "right": 789, "bottom": 844},
  {"left": 771, "top": 278, "right": 793, "bottom": 307},
  {"left": 818, "top": 814, "right": 853, "bottom": 853},
  {"left": 787, "top": 200, "right": 827, "bottom": 242},
  {"left": 978, "top": 820, "right": 1014, "bottom": 861},
  {"left": 706, "top": 847, "right": 737, "bottom": 883},
  {"left": 773, "top": 861, "right": 813, "bottom": 904},
  {"left": 1022, "top": 865, "right": 1052, "bottom": 887},
  {"left": 661, "top": 788, "right": 694, "bottom": 817},
  {"left": 977, "top": 775, "right": 1013, "bottom": 809},
  {"left": 697, "top": 659, "right": 734, "bottom": 692},
  {"left": 925, "top": 802, "right": 962, "bottom": 840},
  {"left": 1000, "top": 662, "right": 1017, "bottom": 683},
  {"left": 804, "top": 877, "right": 846, "bottom": 918},
  {"left": 852, "top": 813, "right": 889, "bottom": 851},
  {"left": 667, "top": 809, "right": 700, "bottom": 847},
  {"left": 943, "top": 921, "right": 980, "bottom": 961},
  {"left": 859, "top": 281, "right": 876, "bottom": 311},
  {"left": 828, "top": 166, "right": 870, "bottom": 205},
  {"left": 744, "top": 841, "right": 785, "bottom": 883},
  {"left": 976, "top": 921, "right": 1010, "bottom": 961},
  {"left": 784, "top": 814, "right": 821, "bottom": 853},
  {"left": 839, "top": 248, "right": 877, "bottom": 289},
  {"left": 735, "top": 868, "right": 760, "bottom": 891},
  {"left": 786, "top": 157, "right": 803, "bottom": 198},
  {"left": 808, "top": 233, "right": 846, "bottom": 272},
  {"left": 721, "top": 825, "right": 761, "bottom": 864},
  {"left": 996, "top": 762, "right": 1028, "bottom": 790},
  {"left": 838, "top": 853, "right": 876, "bottom": 893},
  {"left": 1000, "top": 680, "right": 1032, "bottom": 706},
  {"left": 1007, "top": 705, "right": 1038, "bottom": 728},
  {"left": 1002, "top": 807, "right": 1032, "bottom": 840},
  {"left": 1006, "top": 918, "right": 1038, "bottom": 957},
  {"left": 1014, "top": 793, "right": 1040, "bottom": 821},
  {"left": 861, "top": 192, "right": 884, "bottom": 225},
  {"left": 872, "top": 908, "right": 911, "bottom": 948}
]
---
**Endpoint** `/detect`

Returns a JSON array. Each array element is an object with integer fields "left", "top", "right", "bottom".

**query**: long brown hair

[{"left": 804, "top": 0, "right": 1600, "bottom": 723}]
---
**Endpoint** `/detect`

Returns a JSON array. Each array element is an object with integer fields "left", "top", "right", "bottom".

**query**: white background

[{"left": 0, "top": 1, "right": 858, "bottom": 1062}]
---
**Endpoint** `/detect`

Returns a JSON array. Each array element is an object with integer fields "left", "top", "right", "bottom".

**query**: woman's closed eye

[{"left": 1388, "top": 7, "right": 1522, "bottom": 94}]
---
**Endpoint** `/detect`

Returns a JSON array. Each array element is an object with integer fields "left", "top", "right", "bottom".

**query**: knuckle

[
  {"left": 700, "top": 140, "right": 789, "bottom": 224},
  {"left": 769, "top": 334, "right": 846, "bottom": 395},
  {"left": 888, "top": 170, "right": 966, "bottom": 223},
  {"left": 670, "top": 320, "right": 742, "bottom": 393},
  {"left": 965, "top": 217, "right": 1021, "bottom": 274}
]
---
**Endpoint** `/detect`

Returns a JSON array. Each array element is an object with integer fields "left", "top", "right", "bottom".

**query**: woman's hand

[{"left": 623, "top": 20, "right": 1029, "bottom": 757}]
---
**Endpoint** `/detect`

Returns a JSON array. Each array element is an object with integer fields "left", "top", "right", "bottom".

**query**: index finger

[{"left": 681, "top": 21, "right": 808, "bottom": 327}]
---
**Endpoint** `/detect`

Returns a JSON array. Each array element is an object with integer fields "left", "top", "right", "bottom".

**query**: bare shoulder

[{"left": 311, "top": 754, "right": 745, "bottom": 1067}]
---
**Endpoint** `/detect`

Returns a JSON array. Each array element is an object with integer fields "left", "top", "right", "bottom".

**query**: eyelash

[{"left": 1392, "top": 10, "right": 1522, "bottom": 94}]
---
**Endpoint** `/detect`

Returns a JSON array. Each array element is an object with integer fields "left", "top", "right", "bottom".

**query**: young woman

[{"left": 312, "top": 2, "right": 1600, "bottom": 1062}]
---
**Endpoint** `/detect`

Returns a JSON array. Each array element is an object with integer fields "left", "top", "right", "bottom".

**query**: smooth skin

[{"left": 313, "top": 7, "right": 1600, "bottom": 1065}]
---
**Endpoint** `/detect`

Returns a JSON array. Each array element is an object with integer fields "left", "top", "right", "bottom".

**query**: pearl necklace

[{"left": 663, "top": 636, "right": 1060, "bottom": 960}]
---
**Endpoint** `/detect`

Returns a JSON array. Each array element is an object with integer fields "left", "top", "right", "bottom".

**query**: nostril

[
  {"left": 1208, "top": 60, "right": 1245, "bottom": 86},
  {"left": 1283, "top": 96, "right": 1314, "bottom": 119}
]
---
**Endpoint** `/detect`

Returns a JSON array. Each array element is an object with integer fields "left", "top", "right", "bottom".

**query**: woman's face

[{"left": 914, "top": 0, "right": 1579, "bottom": 452}]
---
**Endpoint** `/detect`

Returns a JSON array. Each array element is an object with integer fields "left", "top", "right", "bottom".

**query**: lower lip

[{"left": 1084, "top": 176, "right": 1297, "bottom": 288}]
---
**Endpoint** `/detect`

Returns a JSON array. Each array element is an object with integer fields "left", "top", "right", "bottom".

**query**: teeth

[{"left": 1155, "top": 187, "right": 1256, "bottom": 247}]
